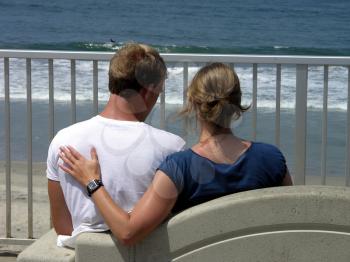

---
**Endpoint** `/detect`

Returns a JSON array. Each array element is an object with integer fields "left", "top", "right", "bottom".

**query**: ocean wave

[
  {"left": 1, "top": 42, "right": 350, "bottom": 56},
  {"left": 0, "top": 59, "right": 348, "bottom": 111},
  {"left": 273, "top": 46, "right": 290, "bottom": 49}
]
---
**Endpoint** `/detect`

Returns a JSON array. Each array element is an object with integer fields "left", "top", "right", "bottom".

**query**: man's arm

[{"left": 48, "top": 179, "right": 73, "bottom": 235}]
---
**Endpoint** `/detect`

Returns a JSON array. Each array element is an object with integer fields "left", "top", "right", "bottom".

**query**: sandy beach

[{"left": 0, "top": 161, "right": 49, "bottom": 253}]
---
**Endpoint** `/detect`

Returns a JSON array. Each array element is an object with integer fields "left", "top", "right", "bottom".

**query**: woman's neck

[
  {"left": 198, "top": 125, "right": 233, "bottom": 143},
  {"left": 192, "top": 122, "right": 251, "bottom": 164}
]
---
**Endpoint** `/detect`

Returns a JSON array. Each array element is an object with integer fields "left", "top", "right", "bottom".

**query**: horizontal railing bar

[
  {"left": 0, "top": 50, "right": 113, "bottom": 60},
  {"left": 0, "top": 238, "right": 36, "bottom": 246},
  {"left": 163, "top": 54, "right": 350, "bottom": 65},
  {"left": 0, "top": 49, "right": 350, "bottom": 65}
]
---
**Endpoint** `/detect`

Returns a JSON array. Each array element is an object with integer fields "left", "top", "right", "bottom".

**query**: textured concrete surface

[
  {"left": 0, "top": 255, "right": 17, "bottom": 262},
  {"left": 76, "top": 233, "right": 131, "bottom": 262},
  {"left": 17, "top": 186, "right": 350, "bottom": 262},
  {"left": 17, "top": 230, "right": 74, "bottom": 262}
]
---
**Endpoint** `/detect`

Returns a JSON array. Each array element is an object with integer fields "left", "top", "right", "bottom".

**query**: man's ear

[{"left": 140, "top": 84, "right": 158, "bottom": 100}]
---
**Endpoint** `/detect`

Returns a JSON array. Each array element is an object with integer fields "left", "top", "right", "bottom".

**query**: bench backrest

[{"left": 76, "top": 186, "right": 350, "bottom": 262}]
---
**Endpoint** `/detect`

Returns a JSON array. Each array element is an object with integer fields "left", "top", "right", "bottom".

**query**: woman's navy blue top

[{"left": 158, "top": 142, "right": 287, "bottom": 213}]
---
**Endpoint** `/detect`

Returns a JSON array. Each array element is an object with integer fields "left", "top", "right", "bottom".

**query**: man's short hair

[{"left": 108, "top": 43, "right": 167, "bottom": 96}]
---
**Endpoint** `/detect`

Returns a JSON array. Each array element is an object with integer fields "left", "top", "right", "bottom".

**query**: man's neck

[{"left": 99, "top": 94, "right": 146, "bottom": 122}]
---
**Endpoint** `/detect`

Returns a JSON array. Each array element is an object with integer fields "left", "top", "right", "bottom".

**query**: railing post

[
  {"left": 295, "top": 64, "right": 308, "bottom": 185},
  {"left": 93, "top": 60, "right": 98, "bottom": 115},
  {"left": 71, "top": 60, "right": 76, "bottom": 124},
  {"left": 321, "top": 66, "right": 328, "bottom": 185},
  {"left": 48, "top": 59, "right": 54, "bottom": 141},
  {"left": 182, "top": 62, "right": 189, "bottom": 140},
  {"left": 4, "top": 57, "right": 11, "bottom": 238},
  {"left": 275, "top": 64, "right": 281, "bottom": 147},
  {"left": 346, "top": 66, "right": 350, "bottom": 186},
  {"left": 252, "top": 64, "right": 258, "bottom": 140},
  {"left": 160, "top": 84, "right": 166, "bottom": 130},
  {"left": 26, "top": 58, "right": 33, "bottom": 238}
]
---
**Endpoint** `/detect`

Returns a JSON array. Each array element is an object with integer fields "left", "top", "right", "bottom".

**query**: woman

[{"left": 59, "top": 63, "right": 292, "bottom": 246}]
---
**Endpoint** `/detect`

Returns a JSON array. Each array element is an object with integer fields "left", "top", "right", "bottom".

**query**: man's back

[{"left": 47, "top": 115, "right": 185, "bottom": 246}]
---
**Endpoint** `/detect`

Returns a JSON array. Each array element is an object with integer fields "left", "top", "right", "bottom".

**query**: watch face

[
  {"left": 87, "top": 179, "right": 103, "bottom": 196},
  {"left": 87, "top": 180, "right": 99, "bottom": 191}
]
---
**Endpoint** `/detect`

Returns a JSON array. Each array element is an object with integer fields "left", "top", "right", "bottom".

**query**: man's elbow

[{"left": 52, "top": 222, "right": 73, "bottom": 236}]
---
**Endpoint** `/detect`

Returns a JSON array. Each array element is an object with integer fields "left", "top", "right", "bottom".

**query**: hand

[{"left": 59, "top": 146, "right": 101, "bottom": 187}]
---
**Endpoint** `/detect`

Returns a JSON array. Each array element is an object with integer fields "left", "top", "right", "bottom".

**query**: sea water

[{"left": 0, "top": 0, "right": 349, "bottom": 178}]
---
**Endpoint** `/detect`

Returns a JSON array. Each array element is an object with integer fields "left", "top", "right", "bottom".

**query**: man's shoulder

[
  {"left": 51, "top": 117, "right": 98, "bottom": 145},
  {"left": 147, "top": 125, "right": 185, "bottom": 143},
  {"left": 146, "top": 125, "right": 186, "bottom": 152}
]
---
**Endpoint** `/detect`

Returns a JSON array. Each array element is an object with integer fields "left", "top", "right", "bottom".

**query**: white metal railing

[{"left": 1, "top": 49, "right": 350, "bottom": 246}]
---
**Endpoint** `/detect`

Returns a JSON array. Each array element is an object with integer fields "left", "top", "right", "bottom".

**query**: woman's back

[{"left": 159, "top": 142, "right": 287, "bottom": 213}]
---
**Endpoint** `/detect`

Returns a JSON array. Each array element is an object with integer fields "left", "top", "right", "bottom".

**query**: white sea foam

[
  {"left": 273, "top": 46, "right": 290, "bottom": 49},
  {"left": 0, "top": 59, "right": 348, "bottom": 111}
]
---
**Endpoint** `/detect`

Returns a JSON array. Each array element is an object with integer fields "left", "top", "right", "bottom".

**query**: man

[{"left": 47, "top": 43, "right": 185, "bottom": 248}]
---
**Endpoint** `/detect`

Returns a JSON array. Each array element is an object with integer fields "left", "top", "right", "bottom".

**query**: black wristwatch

[{"left": 86, "top": 179, "right": 104, "bottom": 197}]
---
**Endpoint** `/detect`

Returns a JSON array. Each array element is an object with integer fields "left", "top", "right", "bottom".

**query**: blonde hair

[
  {"left": 182, "top": 63, "right": 249, "bottom": 128},
  {"left": 108, "top": 43, "right": 167, "bottom": 96}
]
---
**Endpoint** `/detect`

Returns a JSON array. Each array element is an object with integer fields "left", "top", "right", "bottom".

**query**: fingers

[
  {"left": 59, "top": 150, "right": 75, "bottom": 168},
  {"left": 58, "top": 163, "right": 74, "bottom": 175},
  {"left": 67, "top": 146, "right": 82, "bottom": 159},
  {"left": 90, "top": 147, "right": 98, "bottom": 161}
]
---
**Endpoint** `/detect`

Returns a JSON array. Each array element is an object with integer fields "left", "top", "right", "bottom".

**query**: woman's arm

[
  {"left": 59, "top": 146, "right": 178, "bottom": 246},
  {"left": 282, "top": 169, "right": 293, "bottom": 186}
]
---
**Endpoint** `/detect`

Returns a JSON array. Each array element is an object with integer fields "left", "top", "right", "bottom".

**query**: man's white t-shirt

[{"left": 46, "top": 115, "right": 185, "bottom": 248}]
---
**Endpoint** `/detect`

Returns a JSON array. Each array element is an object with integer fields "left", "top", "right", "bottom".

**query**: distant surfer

[{"left": 110, "top": 39, "right": 116, "bottom": 43}]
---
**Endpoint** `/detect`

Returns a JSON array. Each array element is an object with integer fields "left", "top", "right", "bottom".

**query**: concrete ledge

[
  {"left": 75, "top": 233, "right": 131, "bottom": 262},
  {"left": 135, "top": 185, "right": 350, "bottom": 261},
  {"left": 17, "top": 186, "right": 350, "bottom": 262},
  {"left": 17, "top": 230, "right": 74, "bottom": 262}
]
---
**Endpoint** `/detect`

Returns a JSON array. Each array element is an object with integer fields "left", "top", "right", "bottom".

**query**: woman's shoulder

[
  {"left": 250, "top": 142, "right": 283, "bottom": 156},
  {"left": 247, "top": 142, "right": 286, "bottom": 168},
  {"left": 247, "top": 142, "right": 286, "bottom": 166},
  {"left": 164, "top": 148, "right": 193, "bottom": 163}
]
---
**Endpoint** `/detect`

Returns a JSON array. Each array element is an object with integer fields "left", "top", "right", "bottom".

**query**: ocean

[{"left": 0, "top": 0, "right": 350, "bottom": 178}]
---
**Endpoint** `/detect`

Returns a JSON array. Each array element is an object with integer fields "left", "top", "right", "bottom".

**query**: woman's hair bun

[{"left": 182, "top": 63, "right": 249, "bottom": 128}]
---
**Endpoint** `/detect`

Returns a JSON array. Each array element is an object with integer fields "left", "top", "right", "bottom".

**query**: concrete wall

[
  {"left": 18, "top": 186, "right": 350, "bottom": 262},
  {"left": 17, "top": 230, "right": 74, "bottom": 262}
]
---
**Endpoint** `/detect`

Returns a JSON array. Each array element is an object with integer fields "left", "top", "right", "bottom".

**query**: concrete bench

[{"left": 18, "top": 186, "right": 350, "bottom": 261}]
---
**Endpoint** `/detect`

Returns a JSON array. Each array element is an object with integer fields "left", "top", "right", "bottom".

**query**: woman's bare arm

[
  {"left": 59, "top": 146, "right": 177, "bottom": 246},
  {"left": 90, "top": 172, "right": 177, "bottom": 245},
  {"left": 282, "top": 169, "right": 293, "bottom": 186}
]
